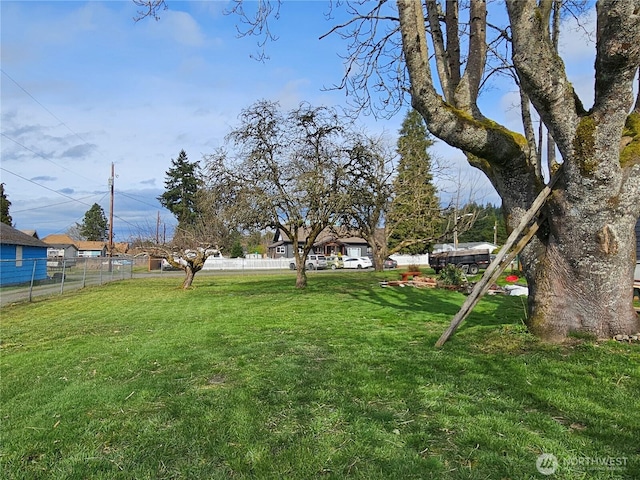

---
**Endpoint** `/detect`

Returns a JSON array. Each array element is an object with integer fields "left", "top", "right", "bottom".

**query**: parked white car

[{"left": 343, "top": 257, "right": 373, "bottom": 269}]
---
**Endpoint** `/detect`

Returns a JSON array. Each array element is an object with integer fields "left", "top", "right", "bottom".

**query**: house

[
  {"left": 76, "top": 241, "right": 107, "bottom": 257},
  {"left": 0, "top": 223, "right": 49, "bottom": 286},
  {"left": 41, "top": 235, "right": 125, "bottom": 258},
  {"left": 268, "top": 227, "right": 371, "bottom": 258},
  {"left": 42, "top": 233, "right": 79, "bottom": 261},
  {"left": 19, "top": 229, "right": 40, "bottom": 239},
  {"left": 113, "top": 242, "right": 130, "bottom": 255}
]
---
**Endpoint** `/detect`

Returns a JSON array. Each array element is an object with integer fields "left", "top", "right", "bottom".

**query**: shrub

[{"left": 438, "top": 264, "right": 466, "bottom": 287}]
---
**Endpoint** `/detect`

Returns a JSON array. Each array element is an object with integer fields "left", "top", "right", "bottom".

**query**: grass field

[{"left": 1, "top": 271, "right": 639, "bottom": 479}]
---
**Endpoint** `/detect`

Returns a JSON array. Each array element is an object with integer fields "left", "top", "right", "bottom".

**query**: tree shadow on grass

[{"left": 340, "top": 277, "right": 526, "bottom": 331}]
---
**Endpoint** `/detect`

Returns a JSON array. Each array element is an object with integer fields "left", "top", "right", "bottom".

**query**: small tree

[
  {"left": 149, "top": 169, "right": 242, "bottom": 289},
  {"left": 160, "top": 245, "right": 220, "bottom": 289},
  {"left": 78, "top": 203, "right": 108, "bottom": 241},
  {"left": 230, "top": 241, "right": 244, "bottom": 258},
  {"left": 65, "top": 224, "right": 83, "bottom": 241},
  {"left": 339, "top": 132, "right": 394, "bottom": 271},
  {"left": 0, "top": 183, "right": 13, "bottom": 226}
]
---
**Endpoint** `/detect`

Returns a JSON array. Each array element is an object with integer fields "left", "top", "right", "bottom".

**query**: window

[
  {"left": 16, "top": 245, "right": 23, "bottom": 267},
  {"left": 276, "top": 246, "right": 285, "bottom": 254}
]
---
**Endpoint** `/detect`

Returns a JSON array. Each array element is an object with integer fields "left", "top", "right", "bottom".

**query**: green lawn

[{"left": 1, "top": 271, "right": 639, "bottom": 479}]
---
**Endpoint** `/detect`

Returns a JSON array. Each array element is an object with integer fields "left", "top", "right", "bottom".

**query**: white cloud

[{"left": 143, "top": 10, "right": 207, "bottom": 47}]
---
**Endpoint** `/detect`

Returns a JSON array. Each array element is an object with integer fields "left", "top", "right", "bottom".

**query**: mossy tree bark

[{"left": 398, "top": 0, "right": 640, "bottom": 341}]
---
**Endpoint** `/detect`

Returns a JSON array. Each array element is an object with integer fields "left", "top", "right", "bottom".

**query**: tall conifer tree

[
  {"left": 78, "top": 203, "right": 108, "bottom": 241},
  {"left": 388, "top": 110, "right": 440, "bottom": 254},
  {"left": 158, "top": 150, "right": 201, "bottom": 229}
]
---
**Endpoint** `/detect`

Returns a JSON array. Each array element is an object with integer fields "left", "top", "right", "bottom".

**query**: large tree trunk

[
  {"left": 506, "top": 1, "right": 640, "bottom": 340},
  {"left": 525, "top": 193, "right": 639, "bottom": 341},
  {"left": 397, "top": 0, "right": 640, "bottom": 341}
]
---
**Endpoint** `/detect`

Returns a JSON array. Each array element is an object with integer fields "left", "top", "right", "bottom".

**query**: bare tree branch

[{"left": 132, "top": 0, "right": 167, "bottom": 21}]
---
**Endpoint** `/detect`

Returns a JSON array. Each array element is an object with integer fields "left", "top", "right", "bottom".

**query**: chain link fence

[
  {"left": 1, "top": 254, "right": 433, "bottom": 307},
  {"left": 0, "top": 257, "right": 137, "bottom": 306}
]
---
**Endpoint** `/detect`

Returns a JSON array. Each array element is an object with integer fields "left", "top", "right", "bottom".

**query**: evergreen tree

[
  {"left": 229, "top": 240, "right": 244, "bottom": 258},
  {"left": 387, "top": 110, "right": 440, "bottom": 254},
  {"left": 0, "top": 183, "right": 13, "bottom": 226},
  {"left": 158, "top": 150, "right": 202, "bottom": 229},
  {"left": 78, "top": 203, "right": 108, "bottom": 241}
]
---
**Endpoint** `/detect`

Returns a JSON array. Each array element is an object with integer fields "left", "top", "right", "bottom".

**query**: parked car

[
  {"left": 343, "top": 257, "right": 373, "bottom": 269},
  {"left": 289, "top": 254, "right": 328, "bottom": 270},
  {"left": 383, "top": 257, "right": 398, "bottom": 269},
  {"left": 326, "top": 255, "right": 344, "bottom": 269}
]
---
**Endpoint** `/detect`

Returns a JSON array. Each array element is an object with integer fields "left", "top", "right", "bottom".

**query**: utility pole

[
  {"left": 453, "top": 223, "right": 459, "bottom": 251},
  {"left": 454, "top": 213, "right": 473, "bottom": 250},
  {"left": 108, "top": 163, "right": 114, "bottom": 258},
  {"left": 453, "top": 205, "right": 458, "bottom": 251},
  {"left": 156, "top": 211, "right": 160, "bottom": 245}
]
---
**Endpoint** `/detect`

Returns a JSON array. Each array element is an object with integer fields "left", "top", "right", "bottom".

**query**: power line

[
  {"left": 0, "top": 132, "right": 165, "bottom": 213},
  {"left": 0, "top": 167, "right": 106, "bottom": 208},
  {"left": 2, "top": 70, "right": 166, "bottom": 236},
  {"left": 115, "top": 189, "right": 163, "bottom": 209},
  {"left": 1, "top": 69, "right": 95, "bottom": 151},
  {"left": 11, "top": 193, "right": 108, "bottom": 214},
  {"left": 0, "top": 132, "right": 104, "bottom": 189}
]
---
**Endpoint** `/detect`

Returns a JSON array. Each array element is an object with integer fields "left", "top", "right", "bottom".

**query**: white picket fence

[
  {"left": 202, "top": 254, "right": 430, "bottom": 271},
  {"left": 389, "top": 254, "right": 430, "bottom": 266},
  {"left": 203, "top": 257, "right": 292, "bottom": 270}
]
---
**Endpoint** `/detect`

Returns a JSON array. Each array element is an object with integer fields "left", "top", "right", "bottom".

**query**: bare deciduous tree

[
  {"left": 206, "top": 101, "right": 352, "bottom": 289},
  {"left": 147, "top": 222, "right": 221, "bottom": 289}
]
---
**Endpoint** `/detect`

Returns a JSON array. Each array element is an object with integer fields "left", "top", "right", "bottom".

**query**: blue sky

[{"left": 1, "top": 1, "right": 602, "bottom": 240}]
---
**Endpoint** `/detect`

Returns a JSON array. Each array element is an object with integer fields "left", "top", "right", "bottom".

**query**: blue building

[{"left": 0, "top": 223, "right": 49, "bottom": 286}]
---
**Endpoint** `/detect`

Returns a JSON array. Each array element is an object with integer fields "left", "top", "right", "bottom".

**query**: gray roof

[
  {"left": 19, "top": 229, "right": 39, "bottom": 239},
  {"left": 0, "top": 223, "right": 49, "bottom": 248}
]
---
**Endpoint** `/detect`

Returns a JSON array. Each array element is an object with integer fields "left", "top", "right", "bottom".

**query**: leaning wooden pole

[{"left": 435, "top": 170, "right": 562, "bottom": 347}]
